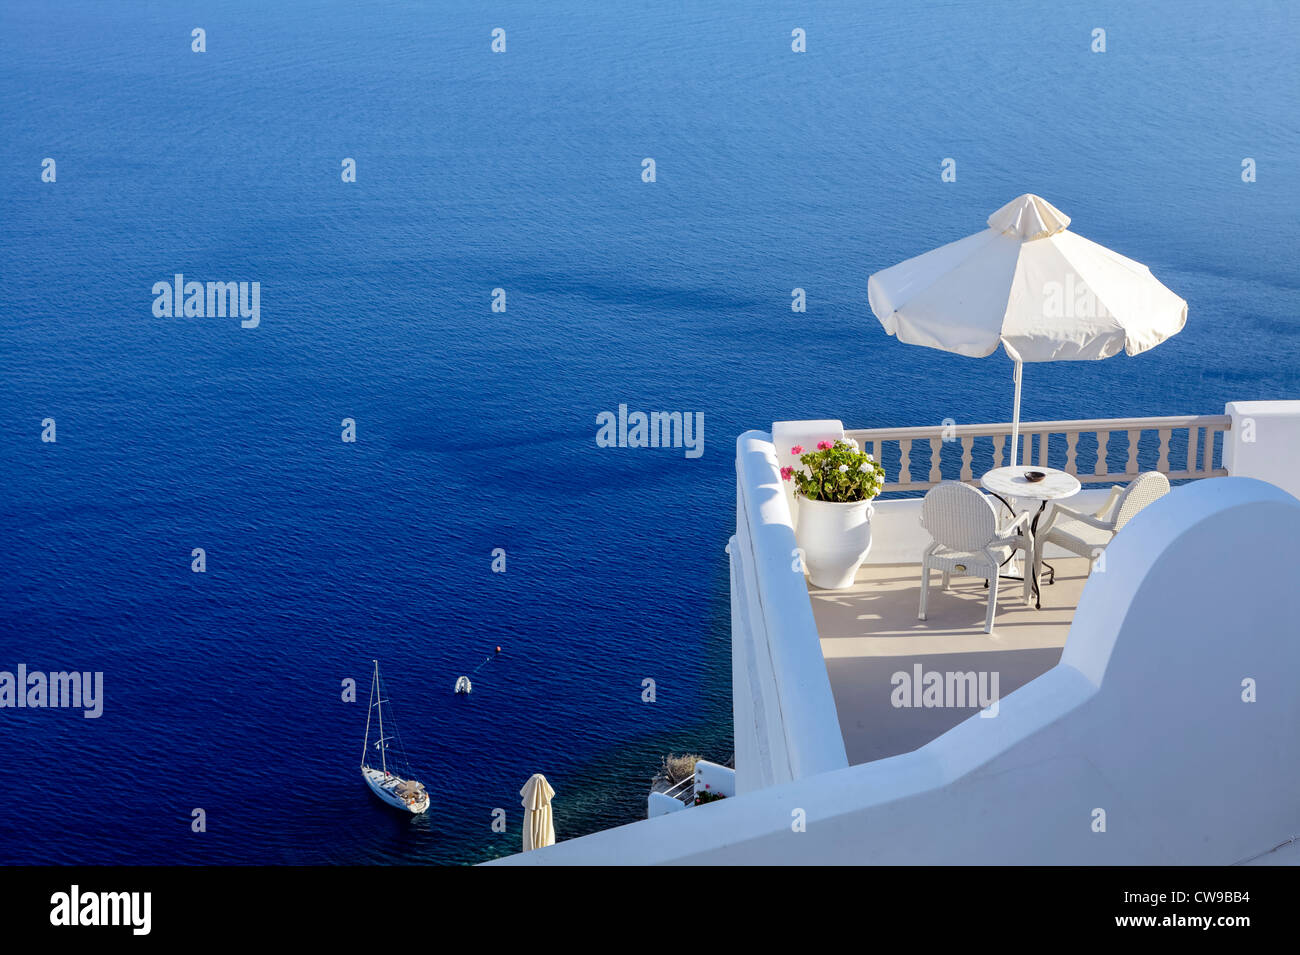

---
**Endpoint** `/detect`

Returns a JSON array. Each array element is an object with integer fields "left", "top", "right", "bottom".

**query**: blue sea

[{"left": 1, "top": 0, "right": 1296, "bottom": 865}]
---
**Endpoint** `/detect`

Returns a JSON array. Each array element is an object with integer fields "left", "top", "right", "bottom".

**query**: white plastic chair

[
  {"left": 1033, "top": 471, "right": 1170, "bottom": 578},
  {"left": 919, "top": 482, "right": 1034, "bottom": 633}
]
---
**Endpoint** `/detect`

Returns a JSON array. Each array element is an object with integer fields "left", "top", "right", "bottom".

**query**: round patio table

[{"left": 979, "top": 466, "right": 1082, "bottom": 609}]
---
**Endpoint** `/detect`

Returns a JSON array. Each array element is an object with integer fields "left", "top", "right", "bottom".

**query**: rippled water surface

[{"left": 1, "top": 0, "right": 1296, "bottom": 863}]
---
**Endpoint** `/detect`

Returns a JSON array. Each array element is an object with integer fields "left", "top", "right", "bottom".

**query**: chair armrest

[
  {"left": 1046, "top": 501, "right": 1115, "bottom": 531},
  {"left": 1092, "top": 485, "right": 1122, "bottom": 521},
  {"left": 998, "top": 510, "right": 1033, "bottom": 536},
  {"left": 993, "top": 520, "right": 1032, "bottom": 551}
]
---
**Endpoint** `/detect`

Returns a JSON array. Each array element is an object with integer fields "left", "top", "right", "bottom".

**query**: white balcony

[
  {"left": 490, "top": 400, "right": 1300, "bottom": 865},
  {"left": 803, "top": 413, "right": 1231, "bottom": 765},
  {"left": 730, "top": 406, "right": 1270, "bottom": 793}
]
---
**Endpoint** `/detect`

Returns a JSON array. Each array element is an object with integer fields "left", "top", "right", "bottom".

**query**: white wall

[
  {"left": 491, "top": 477, "right": 1300, "bottom": 864},
  {"left": 694, "top": 760, "right": 735, "bottom": 799},
  {"left": 647, "top": 792, "right": 686, "bottom": 818},
  {"left": 1224, "top": 400, "right": 1300, "bottom": 501},
  {"left": 729, "top": 431, "right": 848, "bottom": 795}
]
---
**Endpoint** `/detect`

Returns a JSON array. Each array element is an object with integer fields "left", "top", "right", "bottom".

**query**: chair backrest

[
  {"left": 1113, "top": 471, "right": 1171, "bottom": 531},
  {"left": 920, "top": 481, "right": 999, "bottom": 552}
]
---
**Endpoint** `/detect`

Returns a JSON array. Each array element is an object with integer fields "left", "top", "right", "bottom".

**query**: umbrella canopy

[
  {"left": 520, "top": 773, "right": 556, "bottom": 852},
  {"left": 868, "top": 194, "right": 1187, "bottom": 463}
]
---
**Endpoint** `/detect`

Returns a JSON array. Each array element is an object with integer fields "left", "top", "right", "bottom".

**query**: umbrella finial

[{"left": 987, "top": 194, "right": 1070, "bottom": 240}]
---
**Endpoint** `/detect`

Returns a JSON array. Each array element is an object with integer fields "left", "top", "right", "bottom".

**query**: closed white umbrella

[
  {"left": 520, "top": 773, "right": 555, "bottom": 852},
  {"left": 868, "top": 194, "right": 1187, "bottom": 464}
]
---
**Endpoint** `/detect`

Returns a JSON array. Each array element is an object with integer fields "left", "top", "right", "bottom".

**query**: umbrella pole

[{"left": 1010, "top": 359, "right": 1023, "bottom": 466}]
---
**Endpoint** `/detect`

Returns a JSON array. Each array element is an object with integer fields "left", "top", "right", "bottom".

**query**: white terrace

[
  {"left": 727, "top": 401, "right": 1296, "bottom": 792},
  {"left": 808, "top": 413, "right": 1230, "bottom": 764},
  {"left": 495, "top": 400, "right": 1300, "bottom": 865}
]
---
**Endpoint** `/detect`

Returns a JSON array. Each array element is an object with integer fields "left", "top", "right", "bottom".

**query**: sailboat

[{"left": 360, "top": 660, "right": 430, "bottom": 814}]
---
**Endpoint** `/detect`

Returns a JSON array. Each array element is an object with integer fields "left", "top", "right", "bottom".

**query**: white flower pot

[{"left": 796, "top": 497, "right": 875, "bottom": 589}]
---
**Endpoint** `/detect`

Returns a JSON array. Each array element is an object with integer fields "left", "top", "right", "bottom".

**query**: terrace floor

[{"left": 808, "top": 556, "right": 1091, "bottom": 765}]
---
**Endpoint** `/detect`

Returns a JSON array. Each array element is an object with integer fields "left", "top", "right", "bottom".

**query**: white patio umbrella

[
  {"left": 520, "top": 773, "right": 556, "bottom": 852},
  {"left": 868, "top": 194, "right": 1187, "bottom": 465}
]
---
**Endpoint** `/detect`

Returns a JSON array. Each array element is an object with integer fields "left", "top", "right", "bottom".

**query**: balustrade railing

[{"left": 843, "top": 415, "right": 1231, "bottom": 495}]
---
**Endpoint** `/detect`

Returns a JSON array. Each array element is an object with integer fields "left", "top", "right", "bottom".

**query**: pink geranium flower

[
  {"left": 817, "top": 440, "right": 832, "bottom": 450},
  {"left": 791, "top": 445, "right": 803, "bottom": 455},
  {"left": 780, "top": 466, "right": 794, "bottom": 481}
]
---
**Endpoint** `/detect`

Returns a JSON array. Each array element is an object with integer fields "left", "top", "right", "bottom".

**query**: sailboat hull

[{"left": 362, "top": 766, "right": 430, "bottom": 814}]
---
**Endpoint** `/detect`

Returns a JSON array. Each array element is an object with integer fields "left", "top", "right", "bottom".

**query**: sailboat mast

[
  {"left": 376, "top": 660, "right": 387, "bottom": 775},
  {"left": 362, "top": 660, "right": 377, "bottom": 767}
]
